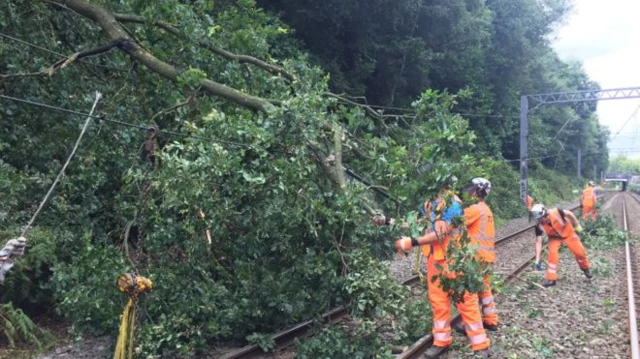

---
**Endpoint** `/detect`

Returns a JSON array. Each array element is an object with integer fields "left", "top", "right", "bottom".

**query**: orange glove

[{"left": 396, "top": 236, "right": 418, "bottom": 251}]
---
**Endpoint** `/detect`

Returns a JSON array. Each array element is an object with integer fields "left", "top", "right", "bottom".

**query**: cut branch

[
  {"left": 113, "top": 13, "right": 295, "bottom": 82},
  {"left": 46, "top": 0, "right": 275, "bottom": 112}
]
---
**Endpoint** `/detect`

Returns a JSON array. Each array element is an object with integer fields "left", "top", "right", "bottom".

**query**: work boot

[
  {"left": 453, "top": 320, "right": 466, "bottom": 335},
  {"left": 425, "top": 345, "right": 450, "bottom": 359},
  {"left": 483, "top": 322, "right": 498, "bottom": 331},
  {"left": 583, "top": 268, "right": 593, "bottom": 279},
  {"left": 542, "top": 280, "right": 556, "bottom": 288},
  {"left": 474, "top": 348, "right": 492, "bottom": 358}
]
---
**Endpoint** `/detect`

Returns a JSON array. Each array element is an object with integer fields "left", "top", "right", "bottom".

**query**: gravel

[
  {"left": 34, "top": 336, "right": 111, "bottom": 359},
  {"left": 442, "top": 190, "right": 631, "bottom": 358}
]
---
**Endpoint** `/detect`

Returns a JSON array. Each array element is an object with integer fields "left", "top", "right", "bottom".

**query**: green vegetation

[
  {"left": 0, "top": 0, "right": 610, "bottom": 356},
  {"left": 581, "top": 214, "right": 628, "bottom": 249}
]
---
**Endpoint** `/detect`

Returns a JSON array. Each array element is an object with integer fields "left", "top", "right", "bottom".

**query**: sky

[{"left": 552, "top": 0, "right": 640, "bottom": 159}]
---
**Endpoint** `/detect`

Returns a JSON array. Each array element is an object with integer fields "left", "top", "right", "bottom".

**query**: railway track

[
  {"left": 397, "top": 193, "right": 615, "bottom": 359},
  {"left": 624, "top": 193, "right": 640, "bottom": 359},
  {"left": 222, "top": 194, "right": 614, "bottom": 359}
]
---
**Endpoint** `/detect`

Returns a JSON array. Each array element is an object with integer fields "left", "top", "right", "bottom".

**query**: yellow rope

[
  {"left": 114, "top": 298, "right": 136, "bottom": 359},
  {"left": 113, "top": 273, "right": 152, "bottom": 359}
]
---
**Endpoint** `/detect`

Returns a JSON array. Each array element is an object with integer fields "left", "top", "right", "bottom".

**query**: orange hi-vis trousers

[
  {"left": 427, "top": 255, "right": 490, "bottom": 351},
  {"left": 582, "top": 206, "right": 597, "bottom": 221},
  {"left": 546, "top": 234, "right": 590, "bottom": 281},
  {"left": 479, "top": 271, "right": 498, "bottom": 326}
]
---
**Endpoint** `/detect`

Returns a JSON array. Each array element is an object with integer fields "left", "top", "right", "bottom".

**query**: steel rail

[
  {"left": 623, "top": 195, "right": 640, "bottom": 359},
  {"left": 397, "top": 193, "right": 614, "bottom": 359},
  {"left": 223, "top": 194, "right": 614, "bottom": 359},
  {"left": 221, "top": 274, "right": 418, "bottom": 359}
]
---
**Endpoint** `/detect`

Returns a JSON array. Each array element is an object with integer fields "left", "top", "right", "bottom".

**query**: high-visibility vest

[
  {"left": 541, "top": 208, "right": 575, "bottom": 239},
  {"left": 581, "top": 187, "right": 597, "bottom": 207},
  {"left": 527, "top": 195, "right": 533, "bottom": 211},
  {"left": 465, "top": 202, "right": 496, "bottom": 263},
  {"left": 421, "top": 194, "right": 462, "bottom": 260}
]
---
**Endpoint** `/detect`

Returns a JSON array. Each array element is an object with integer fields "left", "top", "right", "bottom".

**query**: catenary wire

[
  {"left": 0, "top": 32, "right": 124, "bottom": 72},
  {"left": 0, "top": 94, "right": 250, "bottom": 147}
]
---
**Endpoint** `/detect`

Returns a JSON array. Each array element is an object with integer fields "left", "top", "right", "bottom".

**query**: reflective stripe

[
  {"left": 465, "top": 322, "right": 484, "bottom": 331},
  {"left": 434, "top": 320, "right": 450, "bottom": 329},
  {"left": 475, "top": 234, "right": 495, "bottom": 241},
  {"left": 476, "top": 205, "right": 495, "bottom": 242},
  {"left": 483, "top": 307, "right": 497, "bottom": 314},
  {"left": 548, "top": 269, "right": 557, "bottom": 274},
  {"left": 478, "top": 245, "right": 495, "bottom": 252},
  {"left": 481, "top": 296, "right": 494, "bottom": 305},
  {"left": 548, "top": 263, "right": 557, "bottom": 269},
  {"left": 434, "top": 332, "right": 452, "bottom": 341},
  {"left": 578, "top": 259, "right": 585, "bottom": 263},
  {"left": 469, "top": 333, "right": 488, "bottom": 345}
]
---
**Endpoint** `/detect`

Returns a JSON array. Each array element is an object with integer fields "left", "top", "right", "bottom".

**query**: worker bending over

[
  {"left": 395, "top": 183, "right": 491, "bottom": 358},
  {"left": 530, "top": 204, "right": 592, "bottom": 287},
  {"left": 580, "top": 181, "right": 598, "bottom": 221}
]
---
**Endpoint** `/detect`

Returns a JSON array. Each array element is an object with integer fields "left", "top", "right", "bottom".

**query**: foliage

[
  {"left": 435, "top": 218, "right": 488, "bottom": 303},
  {"left": 609, "top": 155, "right": 640, "bottom": 174},
  {"left": 51, "top": 233, "right": 129, "bottom": 336},
  {"left": 580, "top": 214, "right": 627, "bottom": 250},
  {"left": 0, "top": 302, "right": 55, "bottom": 349},
  {"left": 295, "top": 321, "right": 394, "bottom": 359},
  {"left": 0, "top": 0, "right": 611, "bottom": 356},
  {"left": 258, "top": 0, "right": 609, "bottom": 172}
]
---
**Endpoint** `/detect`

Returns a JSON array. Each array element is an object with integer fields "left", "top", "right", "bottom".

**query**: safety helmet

[
  {"left": 462, "top": 178, "right": 491, "bottom": 198},
  {"left": 588, "top": 181, "right": 595, "bottom": 187},
  {"left": 446, "top": 175, "right": 458, "bottom": 188},
  {"left": 530, "top": 204, "right": 547, "bottom": 220}
]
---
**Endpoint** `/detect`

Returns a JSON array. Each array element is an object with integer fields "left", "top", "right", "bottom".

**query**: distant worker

[
  {"left": 530, "top": 204, "right": 592, "bottom": 287},
  {"left": 580, "top": 181, "right": 598, "bottom": 221},
  {"left": 395, "top": 183, "right": 491, "bottom": 358},
  {"left": 527, "top": 194, "right": 534, "bottom": 211},
  {"left": 459, "top": 178, "right": 498, "bottom": 331}
]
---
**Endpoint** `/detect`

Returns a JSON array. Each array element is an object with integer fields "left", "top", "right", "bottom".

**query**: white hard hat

[
  {"left": 588, "top": 181, "right": 595, "bottom": 186},
  {"left": 462, "top": 178, "right": 492, "bottom": 198},
  {"left": 530, "top": 204, "right": 547, "bottom": 220}
]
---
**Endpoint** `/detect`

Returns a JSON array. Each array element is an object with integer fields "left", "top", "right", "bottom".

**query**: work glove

[
  {"left": 575, "top": 224, "right": 584, "bottom": 233},
  {"left": 396, "top": 236, "right": 419, "bottom": 252},
  {"left": 535, "top": 261, "right": 543, "bottom": 271}
]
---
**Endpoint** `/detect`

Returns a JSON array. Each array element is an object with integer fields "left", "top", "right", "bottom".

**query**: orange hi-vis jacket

[
  {"left": 581, "top": 187, "right": 597, "bottom": 207},
  {"left": 464, "top": 202, "right": 496, "bottom": 263},
  {"left": 540, "top": 208, "right": 575, "bottom": 239},
  {"left": 421, "top": 193, "right": 463, "bottom": 261},
  {"left": 526, "top": 195, "right": 533, "bottom": 211}
]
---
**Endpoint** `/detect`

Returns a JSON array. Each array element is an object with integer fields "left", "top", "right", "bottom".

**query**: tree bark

[
  {"left": 113, "top": 13, "right": 295, "bottom": 82},
  {"left": 48, "top": 0, "right": 274, "bottom": 112}
]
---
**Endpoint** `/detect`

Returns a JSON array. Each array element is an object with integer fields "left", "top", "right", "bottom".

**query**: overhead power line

[
  {"left": 0, "top": 94, "right": 250, "bottom": 147},
  {"left": 0, "top": 32, "right": 124, "bottom": 72}
]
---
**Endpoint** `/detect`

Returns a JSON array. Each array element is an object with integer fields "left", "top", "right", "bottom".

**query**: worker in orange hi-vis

[
  {"left": 527, "top": 194, "right": 534, "bottom": 211},
  {"left": 530, "top": 204, "right": 592, "bottom": 288},
  {"left": 580, "top": 181, "right": 598, "bottom": 221},
  {"left": 458, "top": 178, "right": 498, "bottom": 331},
  {"left": 395, "top": 184, "right": 491, "bottom": 359}
]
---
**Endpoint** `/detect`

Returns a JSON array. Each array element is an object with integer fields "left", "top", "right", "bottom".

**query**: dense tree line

[{"left": 258, "top": 0, "right": 609, "bottom": 168}]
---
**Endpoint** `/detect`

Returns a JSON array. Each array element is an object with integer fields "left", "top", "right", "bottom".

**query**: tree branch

[
  {"left": 113, "top": 13, "right": 295, "bottom": 82},
  {"left": 46, "top": 0, "right": 275, "bottom": 112}
]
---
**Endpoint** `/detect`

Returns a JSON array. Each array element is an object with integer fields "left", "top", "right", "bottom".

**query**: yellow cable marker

[{"left": 114, "top": 273, "right": 152, "bottom": 359}]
